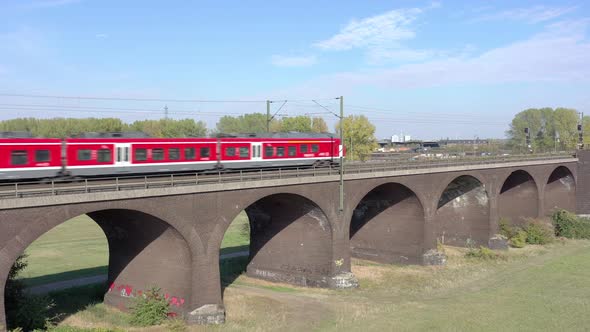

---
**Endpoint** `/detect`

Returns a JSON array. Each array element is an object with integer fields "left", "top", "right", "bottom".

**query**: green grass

[
  {"left": 220, "top": 212, "right": 250, "bottom": 255},
  {"left": 322, "top": 242, "right": 590, "bottom": 331},
  {"left": 46, "top": 240, "right": 590, "bottom": 331},
  {"left": 20, "top": 215, "right": 109, "bottom": 287},
  {"left": 20, "top": 212, "right": 251, "bottom": 287}
]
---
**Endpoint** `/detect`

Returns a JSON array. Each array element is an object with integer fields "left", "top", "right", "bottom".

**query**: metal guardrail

[{"left": 0, "top": 153, "right": 575, "bottom": 199}]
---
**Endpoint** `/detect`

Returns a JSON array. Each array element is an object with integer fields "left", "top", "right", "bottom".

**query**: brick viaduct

[{"left": 0, "top": 154, "right": 584, "bottom": 328}]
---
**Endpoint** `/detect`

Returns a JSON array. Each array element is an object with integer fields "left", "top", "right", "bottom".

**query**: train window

[
  {"left": 185, "top": 147, "right": 196, "bottom": 160},
  {"left": 300, "top": 144, "right": 308, "bottom": 153},
  {"left": 78, "top": 149, "right": 92, "bottom": 161},
  {"left": 288, "top": 146, "right": 296, "bottom": 157},
  {"left": 135, "top": 148, "right": 147, "bottom": 161},
  {"left": 200, "top": 147, "right": 210, "bottom": 158},
  {"left": 11, "top": 150, "right": 28, "bottom": 165},
  {"left": 97, "top": 149, "right": 111, "bottom": 163},
  {"left": 312, "top": 144, "right": 319, "bottom": 153},
  {"left": 239, "top": 147, "right": 249, "bottom": 158},
  {"left": 169, "top": 148, "right": 180, "bottom": 160},
  {"left": 35, "top": 150, "right": 51, "bottom": 162},
  {"left": 152, "top": 148, "right": 164, "bottom": 161},
  {"left": 265, "top": 146, "right": 274, "bottom": 157},
  {"left": 277, "top": 147, "right": 285, "bottom": 157},
  {"left": 226, "top": 147, "right": 236, "bottom": 157}
]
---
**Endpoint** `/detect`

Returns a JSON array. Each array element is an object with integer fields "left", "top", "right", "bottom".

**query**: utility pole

[
  {"left": 578, "top": 112, "right": 584, "bottom": 150},
  {"left": 266, "top": 100, "right": 271, "bottom": 132},
  {"left": 339, "top": 96, "right": 344, "bottom": 212},
  {"left": 164, "top": 105, "right": 169, "bottom": 120}
]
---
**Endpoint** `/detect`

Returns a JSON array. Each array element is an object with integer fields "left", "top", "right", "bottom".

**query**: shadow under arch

[
  {"left": 220, "top": 193, "right": 334, "bottom": 290},
  {"left": 349, "top": 182, "right": 424, "bottom": 264},
  {"left": 544, "top": 166, "right": 576, "bottom": 215},
  {"left": 499, "top": 170, "right": 539, "bottom": 227},
  {"left": 3, "top": 208, "right": 193, "bottom": 329},
  {"left": 436, "top": 175, "right": 489, "bottom": 246}
]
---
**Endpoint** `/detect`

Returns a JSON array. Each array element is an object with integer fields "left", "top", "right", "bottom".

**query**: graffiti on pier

[{"left": 108, "top": 282, "right": 186, "bottom": 307}]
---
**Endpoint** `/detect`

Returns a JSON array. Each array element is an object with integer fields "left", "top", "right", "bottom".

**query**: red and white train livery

[{"left": 0, "top": 132, "right": 343, "bottom": 180}]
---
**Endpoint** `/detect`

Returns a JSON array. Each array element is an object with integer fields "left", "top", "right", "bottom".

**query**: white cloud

[
  {"left": 473, "top": 5, "right": 577, "bottom": 24},
  {"left": 95, "top": 33, "right": 108, "bottom": 39},
  {"left": 314, "top": 8, "right": 421, "bottom": 51},
  {"left": 271, "top": 55, "right": 317, "bottom": 67},
  {"left": 279, "top": 19, "right": 590, "bottom": 92}
]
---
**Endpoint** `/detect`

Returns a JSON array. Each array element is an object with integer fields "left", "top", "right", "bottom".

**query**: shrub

[
  {"left": 6, "top": 255, "right": 55, "bottom": 331},
  {"left": 465, "top": 246, "right": 503, "bottom": 260},
  {"left": 510, "top": 230, "right": 528, "bottom": 248},
  {"left": 552, "top": 209, "right": 590, "bottom": 239},
  {"left": 499, "top": 218, "right": 516, "bottom": 238},
  {"left": 524, "top": 219, "right": 555, "bottom": 245},
  {"left": 129, "top": 287, "right": 170, "bottom": 326},
  {"left": 499, "top": 218, "right": 528, "bottom": 248}
]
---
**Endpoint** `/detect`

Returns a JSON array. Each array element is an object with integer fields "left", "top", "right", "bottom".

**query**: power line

[{"left": 0, "top": 93, "right": 267, "bottom": 103}]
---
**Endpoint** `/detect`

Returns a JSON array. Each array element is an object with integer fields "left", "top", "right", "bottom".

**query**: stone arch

[
  {"left": 1, "top": 208, "right": 193, "bottom": 328},
  {"left": 498, "top": 170, "right": 539, "bottom": 227},
  {"left": 349, "top": 182, "right": 425, "bottom": 264},
  {"left": 435, "top": 175, "right": 489, "bottom": 246},
  {"left": 219, "top": 193, "right": 333, "bottom": 288},
  {"left": 544, "top": 166, "right": 576, "bottom": 215}
]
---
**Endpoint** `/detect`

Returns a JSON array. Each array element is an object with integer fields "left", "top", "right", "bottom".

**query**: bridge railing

[{"left": 0, "top": 152, "right": 575, "bottom": 199}]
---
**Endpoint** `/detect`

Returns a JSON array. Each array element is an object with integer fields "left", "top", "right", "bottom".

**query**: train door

[
  {"left": 251, "top": 142, "right": 262, "bottom": 161},
  {"left": 115, "top": 143, "right": 131, "bottom": 166}
]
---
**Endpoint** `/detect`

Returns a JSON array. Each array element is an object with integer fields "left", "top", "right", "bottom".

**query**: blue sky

[{"left": 0, "top": 0, "right": 589, "bottom": 139}]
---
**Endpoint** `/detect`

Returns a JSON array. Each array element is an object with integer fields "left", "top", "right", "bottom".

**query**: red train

[{"left": 0, "top": 132, "right": 343, "bottom": 180}]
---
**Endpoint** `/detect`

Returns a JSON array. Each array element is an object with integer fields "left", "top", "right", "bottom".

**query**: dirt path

[{"left": 26, "top": 250, "right": 250, "bottom": 294}]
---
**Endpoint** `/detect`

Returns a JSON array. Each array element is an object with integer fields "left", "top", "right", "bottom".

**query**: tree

[
  {"left": 215, "top": 113, "right": 270, "bottom": 134},
  {"left": 553, "top": 108, "right": 578, "bottom": 150},
  {"left": 335, "top": 115, "right": 377, "bottom": 161},
  {"left": 129, "top": 119, "right": 207, "bottom": 137},
  {"left": 506, "top": 108, "right": 579, "bottom": 152},
  {"left": 273, "top": 116, "right": 329, "bottom": 133}
]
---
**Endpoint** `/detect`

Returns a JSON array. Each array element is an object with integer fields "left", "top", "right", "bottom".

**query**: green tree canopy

[
  {"left": 215, "top": 113, "right": 329, "bottom": 134},
  {"left": 275, "top": 116, "right": 328, "bottom": 133},
  {"left": 335, "top": 115, "right": 377, "bottom": 161},
  {"left": 507, "top": 107, "right": 580, "bottom": 152},
  {"left": 215, "top": 113, "right": 270, "bottom": 134},
  {"left": 0, "top": 117, "right": 127, "bottom": 138},
  {"left": 0, "top": 117, "right": 207, "bottom": 138},
  {"left": 129, "top": 119, "right": 207, "bottom": 137}
]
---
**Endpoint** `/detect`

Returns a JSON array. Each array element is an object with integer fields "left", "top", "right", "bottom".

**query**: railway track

[{"left": 0, "top": 153, "right": 574, "bottom": 200}]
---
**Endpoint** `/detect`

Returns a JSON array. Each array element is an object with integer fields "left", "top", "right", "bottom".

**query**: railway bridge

[{"left": 0, "top": 153, "right": 584, "bottom": 327}]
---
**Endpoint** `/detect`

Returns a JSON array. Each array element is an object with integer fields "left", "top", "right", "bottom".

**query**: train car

[
  {"left": 0, "top": 132, "right": 343, "bottom": 180},
  {"left": 219, "top": 133, "right": 341, "bottom": 169},
  {"left": 65, "top": 136, "right": 219, "bottom": 177},
  {"left": 0, "top": 132, "right": 63, "bottom": 180}
]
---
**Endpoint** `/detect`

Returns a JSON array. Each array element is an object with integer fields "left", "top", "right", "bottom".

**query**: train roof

[
  {"left": 0, "top": 131, "right": 34, "bottom": 138},
  {"left": 216, "top": 132, "right": 336, "bottom": 138}
]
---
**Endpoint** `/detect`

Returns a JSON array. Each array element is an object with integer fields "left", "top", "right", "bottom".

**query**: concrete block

[
  {"left": 187, "top": 304, "right": 225, "bottom": 325},
  {"left": 422, "top": 249, "right": 447, "bottom": 266}
]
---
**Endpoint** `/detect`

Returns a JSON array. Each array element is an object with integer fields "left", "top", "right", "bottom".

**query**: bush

[
  {"left": 465, "top": 246, "right": 503, "bottom": 260},
  {"left": 6, "top": 255, "right": 55, "bottom": 331},
  {"left": 129, "top": 287, "right": 170, "bottom": 326},
  {"left": 552, "top": 209, "right": 590, "bottom": 239},
  {"left": 499, "top": 218, "right": 528, "bottom": 248},
  {"left": 524, "top": 219, "right": 555, "bottom": 245},
  {"left": 510, "top": 230, "right": 528, "bottom": 248},
  {"left": 499, "top": 218, "right": 516, "bottom": 238}
]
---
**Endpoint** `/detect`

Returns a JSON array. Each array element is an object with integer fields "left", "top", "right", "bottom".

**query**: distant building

[{"left": 391, "top": 134, "right": 400, "bottom": 143}]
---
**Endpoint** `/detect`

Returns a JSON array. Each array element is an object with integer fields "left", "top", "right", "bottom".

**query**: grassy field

[
  {"left": 20, "top": 212, "right": 250, "bottom": 287},
  {"left": 39, "top": 240, "right": 590, "bottom": 331}
]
